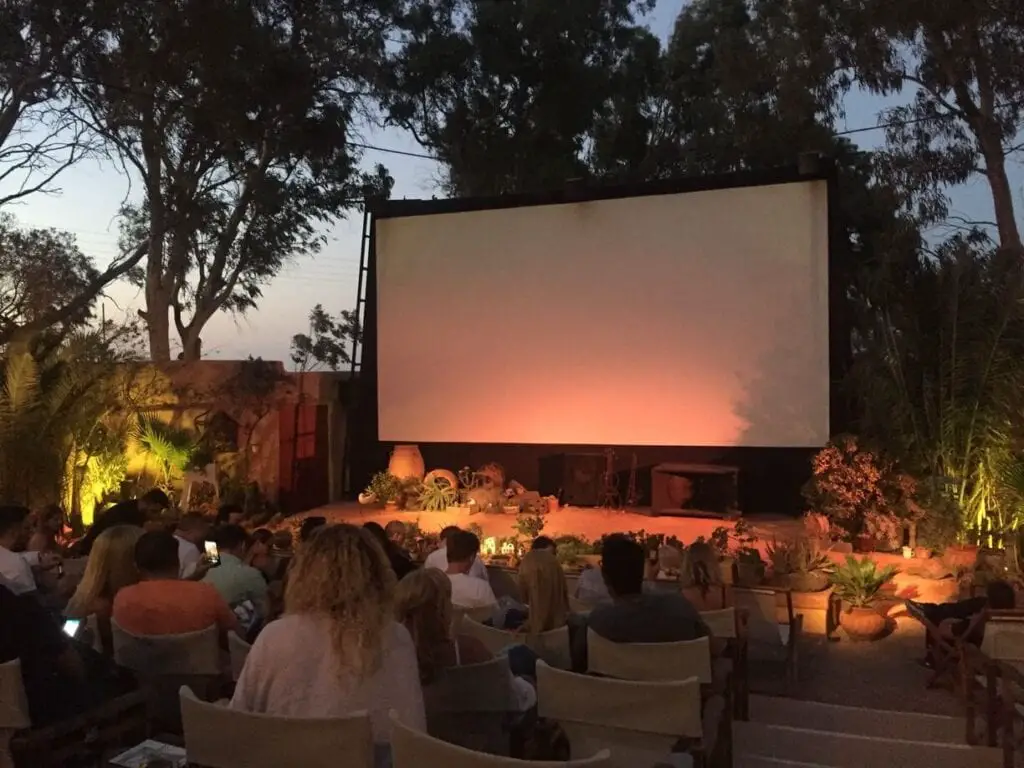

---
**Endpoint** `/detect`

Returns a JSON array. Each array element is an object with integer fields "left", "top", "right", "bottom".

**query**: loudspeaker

[{"left": 538, "top": 453, "right": 604, "bottom": 507}]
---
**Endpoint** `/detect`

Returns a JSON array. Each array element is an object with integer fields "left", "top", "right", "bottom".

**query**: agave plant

[
  {"left": 766, "top": 535, "right": 830, "bottom": 575},
  {"left": 829, "top": 555, "right": 898, "bottom": 608},
  {"left": 417, "top": 477, "right": 457, "bottom": 511}
]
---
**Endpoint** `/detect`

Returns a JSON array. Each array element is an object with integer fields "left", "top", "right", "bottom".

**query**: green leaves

[{"left": 828, "top": 555, "right": 898, "bottom": 608}]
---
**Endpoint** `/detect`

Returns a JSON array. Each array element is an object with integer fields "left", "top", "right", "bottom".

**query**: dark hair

[
  {"left": 988, "top": 580, "right": 1016, "bottom": 610},
  {"left": 177, "top": 513, "right": 209, "bottom": 533},
  {"left": 0, "top": 506, "right": 30, "bottom": 537},
  {"left": 215, "top": 524, "right": 250, "bottom": 552},
  {"left": 600, "top": 534, "right": 644, "bottom": 596},
  {"left": 299, "top": 516, "right": 327, "bottom": 542},
  {"left": 250, "top": 528, "right": 273, "bottom": 545},
  {"left": 217, "top": 504, "right": 244, "bottom": 524},
  {"left": 531, "top": 536, "right": 556, "bottom": 551},
  {"left": 139, "top": 488, "right": 170, "bottom": 509},
  {"left": 446, "top": 530, "right": 480, "bottom": 563},
  {"left": 134, "top": 530, "right": 180, "bottom": 574},
  {"left": 439, "top": 526, "right": 460, "bottom": 542},
  {"left": 363, "top": 522, "right": 389, "bottom": 547}
]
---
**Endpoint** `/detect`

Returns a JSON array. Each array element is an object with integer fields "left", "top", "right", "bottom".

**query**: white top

[
  {"left": 424, "top": 545, "right": 489, "bottom": 581},
  {"left": 176, "top": 535, "right": 202, "bottom": 578},
  {"left": 231, "top": 614, "right": 426, "bottom": 746},
  {"left": 448, "top": 572, "right": 497, "bottom": 608},
  {"left": 0, "top": 545, "right": 37, "bottom": 595},
  {"left": 575, "top": 567, "right": 612, "bottom": 605}
]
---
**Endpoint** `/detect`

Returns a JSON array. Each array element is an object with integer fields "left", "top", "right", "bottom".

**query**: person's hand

[
  {"left": 190, "top": 560, "right": 213, "bottom": 580},
  {"left": 38, "top": 551, "right": 62, "bottom": 571}
]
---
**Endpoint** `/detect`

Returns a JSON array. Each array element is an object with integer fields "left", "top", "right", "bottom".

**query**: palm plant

[
  {"left": 829, "top": 555, "right": 898, "bottom": 609},
  {"left": 852, "top": 237, "right": 1024, "bottom": 541},
  {"left": 133, "top": 415, "right": 197, "bottom": 489}
]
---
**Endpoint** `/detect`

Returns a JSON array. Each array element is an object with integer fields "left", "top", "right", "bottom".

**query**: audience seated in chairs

[
  {"left": 65, "top": 525, "right": 144, "bottom": 655},
  {"left": 202, "top": 524, "right": 269, "bottom": 635},
  {"left": 425, "top": 526, "right": 490, "bottom": 581},
  {"left": 445, "top": 531, "right": 498, "bottom": 609},
  {"left": 112, "top": 530, "right": 240, "bottom": 642},
  {"left": 174, "top": 513, "right": 212, "bottom": 579},
  {"left": 575, "top": 535, "right": 709, "bottom": 669},
  {"left": 394, "top": 568, "right": 494, "bottom": 681},
  {"left": 0, "top": 505, "right": 58, "bottom": 596},
  {"left": 0, "top": 583, "right": 134, "bottom": 727},
  {"left": 364, "top": 522, "right": 418, "bottom": 580},
  {"left": 905, "top": 580, "right": 1017, "bottom": 670},
  {"left": 230, "top": 524, "right": 425, "bottom": 767}
]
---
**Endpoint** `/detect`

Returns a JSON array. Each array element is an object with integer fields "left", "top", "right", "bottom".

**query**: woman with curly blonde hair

[
  {"left": 394, "top": 568, "right": 491, "bottom": 684},
  {"left": 66, "top": 524, "right": 143, "bottom": 654},
  {"left": 231, "top": 524, "right": 425, "bottom": 762}
]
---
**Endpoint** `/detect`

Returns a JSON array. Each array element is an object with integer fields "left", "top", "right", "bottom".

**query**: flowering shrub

[{"left": 803, "top": 434, "right": 922, "bottom": 543}]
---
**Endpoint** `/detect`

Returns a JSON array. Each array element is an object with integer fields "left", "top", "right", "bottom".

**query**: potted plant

[
  {"left": 364, "top": 472, "right": 401, "bottom": 510},
  {"left": 830, "top": 555, "right": 899, "bottom": 641},
  {"left": 398, "top": 477, "right": 424, "bottom": 511},
  {"left": 554, "top": 535, "right": 591, "bottom": 570},
  {"left": 417, "top": 478, "right": 457, "bottom": 512},
  {"left": 767, "top": 535, "right": 831, "bottom": 592}
]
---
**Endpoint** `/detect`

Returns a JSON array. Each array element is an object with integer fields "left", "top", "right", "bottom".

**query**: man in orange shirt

[{"left": 113, "top": 530, "right": 239, "bottom": 642}]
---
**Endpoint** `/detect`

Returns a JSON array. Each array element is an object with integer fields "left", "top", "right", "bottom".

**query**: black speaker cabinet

[
  {"left": 538, "top": 453, "right": 605, "bottom": 507},
  {"left": 650, "top": 463, "right": 739, "bottom": 517}
]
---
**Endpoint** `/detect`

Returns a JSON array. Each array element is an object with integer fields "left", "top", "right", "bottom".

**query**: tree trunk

[
  {"left": 982, "top": 144, "right": 1022, "bottom": 255},
  {"left": 144, "top": 300, "right": 172, "bottom": 361},
  {"left": 180, "top": 331, "right": 202, "bottom": 361}
]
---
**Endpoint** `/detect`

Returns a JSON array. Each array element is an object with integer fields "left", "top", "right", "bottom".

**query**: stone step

[
  {"left": 748, "top": 694, "right": 964, "bottom": 744},
  {"left": 735, "top": 722, "right": 1002, "bottom": 768}
]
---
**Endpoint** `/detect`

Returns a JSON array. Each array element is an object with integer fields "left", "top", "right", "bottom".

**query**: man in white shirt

[
  {"left": 0, "top": 506, "right": 37, "bottom": 595},
  {"left": 425, "top": 526, "right": 490, "bottom": 581},
  {"left": 445, "top": 530, "right": 496, "bottom": 608},
  {"left": 174, "top": 513, "right": 210, "bottom": 579}
]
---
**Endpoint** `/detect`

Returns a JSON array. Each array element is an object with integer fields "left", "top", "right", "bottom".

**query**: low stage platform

[{"left": 305, "top": 502, "right": 801, "bottom": 545}]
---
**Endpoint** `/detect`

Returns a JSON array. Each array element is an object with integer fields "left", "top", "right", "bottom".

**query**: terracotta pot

[
  {"left": 388, "top": 445, "right": 425, "bottom": 481},
  {"left": 423, "top": 468, "right": 458, "bottom": 488},
  {"left": 385, "top": 500, "right": 399, "bottom": 513},
  {"left": 944, "top": 545, "right": 979, "bottom": 569},
  {"left": 547, "top": 496, "right": 560, "bottom": 514},
  {"left": 914, "top": 547, "right": 933, "bottom": 560},
  {"left": 718, "top": 557, "right": 735, "bottom": 585},
  {"left": 840, "top": 606, "right": 887, "bottom": 641}
]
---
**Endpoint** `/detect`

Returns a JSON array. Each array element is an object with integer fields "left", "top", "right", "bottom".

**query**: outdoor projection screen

[{"left": 375, "top": 179, "right": 830, "bottom": 447}]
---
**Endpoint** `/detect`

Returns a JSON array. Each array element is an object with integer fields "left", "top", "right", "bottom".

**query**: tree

[
  {"left": 0, "top": 0, "right": 105, "bottom": 208},
  {"left": 75, "top": 0, "right": 396, "bottom": 361},
  {"left": 384, "top": 0, "right": 658, "bottom": 196},
  {"left": 290, "top": 305, "right": 358, "bottom": 373},
  {"left": 792, "top": 0, "right": 1024, "bottom": 254},
  {"left": 0, "top": 214, "right": 146, "bottom": 348}
]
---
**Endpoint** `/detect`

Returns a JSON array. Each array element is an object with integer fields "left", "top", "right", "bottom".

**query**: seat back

[
  {"left": 112, "top": 622, "right": 221, "bottom": 676},
  {"left": 455, "top": 605, "right": 498, "bottom": 626},
  {"left": 112, "top": 622, "right": 222, "bottom": 732},
  {"left": 701, "top": 607, "right": 737, "bottom": 639},
  {"left": 461, "top": 619, "right": 572, "bottom": 670},
  {"left": 389, "top": 709, "right": 611, "bottom": 768},
  {"left": 228, "top": 632, "right": 252, "bottom": 682},
  {"left": 587, "top": 630, "right": 712, "bottom": 684},
  {"left": 0, "top": 660, "right": 30, "bottom": 730},
  {"left": 537, "top": 662, "right": 701, "bottom": 768},
  {"left": 981, "top": 614, "right": 1024, "bottom": 661},
  {"left": 180, "top": 687, "right": 374, "bottom": 768},
  {"left": 732, "top": 586, "right": 792, "bottom": 645},
  {"left": 423, "top": 656, "right": 516, "bottom": 754}
]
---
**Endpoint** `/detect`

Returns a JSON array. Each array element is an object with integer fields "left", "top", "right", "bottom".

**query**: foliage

[
  {"left": 133, "top": 416, "right": 197, "bottom": 489},
  {"left": 730, "top": 519, "right": 762, "bottom": 564},
  {"left": 0, "top": 325, "right": 137, "bottom": 507},
  {"left": 366, "top": 471, "right": 401, "bottom": 504},
  {"left": 829, "top": 555, "right": 899, "bottom": 609},
  {"left": 554, "top": 535, "right": 592, "bottom": 567},
  {"left": 709, "top": 526, "right": 730, "bottom": 557},
  {"left": 417, "top": 478, "right": 457, "bottom": 512},
  {"left": 384, "top": 0, "right": 658, "bottom": 196},
  {"left": 290, "top": 305, "right": 360, "bottom": 373},
  {"left": 766, "top": 536, "right": 831, "bottom": 577},
  {"left": 399, "top": 477, "right": 424, "bottom": 509},
  {"left": 514, "top": 508, "right": 547, "bottom": 542},
  {"left": 803, "top": 435, "right": 923, "bottom": 541},
  {"left": 75, "top": 0, "right": 396, "bottom": 360}
]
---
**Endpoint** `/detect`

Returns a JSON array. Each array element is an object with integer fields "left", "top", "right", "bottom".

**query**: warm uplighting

[
  {"left": 482, "top": 536, "right": 498, "bottom": 556},
  {"left": 902, "top": 546, "right": 913, "bottom": 559}
]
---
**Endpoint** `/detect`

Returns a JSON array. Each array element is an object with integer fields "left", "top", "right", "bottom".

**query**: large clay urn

[{"left": 388, "top": 445, "right": 425, "bottom": 481}]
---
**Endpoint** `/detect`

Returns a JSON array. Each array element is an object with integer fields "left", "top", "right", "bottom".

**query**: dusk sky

[{"left": 4, "top": 0, "right": 1013, "bottom": 368}]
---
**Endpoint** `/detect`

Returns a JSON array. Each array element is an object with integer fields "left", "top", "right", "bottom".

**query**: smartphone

[
  {"left": 204, "top": 540, "right": 221, "bottom": 566},
  {"left": 62, "top": 618, "right": 82, "bottom": 638}
]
